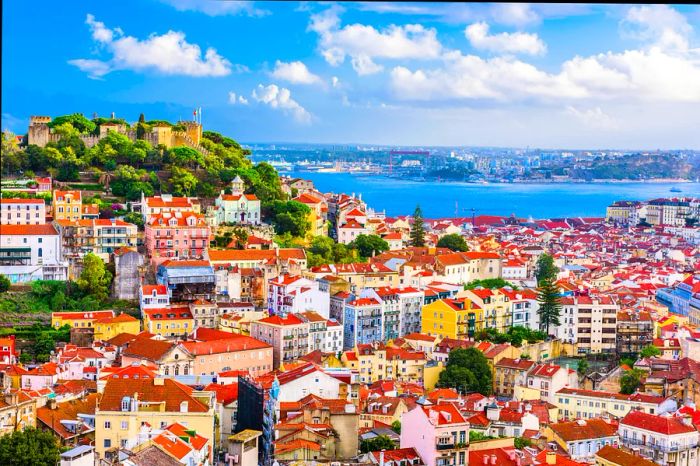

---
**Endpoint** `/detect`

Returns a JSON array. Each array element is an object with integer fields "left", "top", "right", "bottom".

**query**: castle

[{"left": 27, "top": 114, "right": 209, "bottom": 155}]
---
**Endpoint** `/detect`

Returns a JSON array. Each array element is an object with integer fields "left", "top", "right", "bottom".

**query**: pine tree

[
  {"left": 537, "top": 278, "right": 561, "bottom": 335},
  {"left": 535, "top": 253, "right": 558, "bottom": 285},
  {"left": 136, "top": 113, "right": 146, "bottom": 140},
  {"left": 410, "top": 204, "right": 426, "bottom": 247}
]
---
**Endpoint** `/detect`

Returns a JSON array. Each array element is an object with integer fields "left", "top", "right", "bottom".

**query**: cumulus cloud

[
  {"left": 309, "top": 6, "right": 441, "bottom": 73},
  {"left": 465, "top": 22, "right": 546, "bottom": 55},
  {"left": 565, "top": 106, "right": 618, "bottom": 130},
  {"left": 68, "top": 14, "right": 233, "bottom": 78},
  {"left": 228, "top": 92, "right": 249, "bottom": 105},
  {"left": 331, "top": 76, "right": 340, "bottom": 88},
  {"left": 621, "top": 5, "right": 692, "bottom": 51},
  {"left": 252, "top": 84, "right": 312, "bottom": 124},
  {"left": 271, "top": 60, "right": 322, "bottom": 84},
  {"left": 490, "top": 3, "right": 541, "bottom": 27},
  {"left": 390, "top": 43, "right": 700, "bottom": 104},
  {"left": 160, "top": 0, "right": 269, "bottom": 17}
]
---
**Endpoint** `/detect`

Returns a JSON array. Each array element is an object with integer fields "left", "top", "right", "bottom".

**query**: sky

[{"left": 2, "top": 1, "right": 700, "bottom": 150}]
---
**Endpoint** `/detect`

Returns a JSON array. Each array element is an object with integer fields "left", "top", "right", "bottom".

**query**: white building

[
  {"left": 212, "top": 176, "right": 261, "bottom": 225},
  {"left": 0, "top": 223, "right": 67, "bottom": 282},
  {"left": 139, "top": 284, "right": 170, "bottom": 312},
  {"left": 1, "top": 198, "right": 46, "bottom": 225},
  {"left": 619, "top": 410, "right": 699, "bottom": 466},
  {"left": 501, "top": 258, "right": 528, "bottom": 280},
  {"left": 267, "top": 274, "right": 330, "bottom": 318},
  {"left": 299, "top": 311, "right": 344, "bottom": 355}
]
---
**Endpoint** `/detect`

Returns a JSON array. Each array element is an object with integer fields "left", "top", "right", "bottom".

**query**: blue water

[{"left": 288, "top": 172, "right": 700, "bottom": 219}]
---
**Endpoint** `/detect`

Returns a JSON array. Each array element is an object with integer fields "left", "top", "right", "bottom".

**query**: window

[
  {"left": 104, "top": 421, "right": 111, "bottom": 429},
  {"left": 104, "top": 439, "right": 111, "bottom": 448},
  {"left": 121, "top": 421, "right": 128, "bottom": 429}
]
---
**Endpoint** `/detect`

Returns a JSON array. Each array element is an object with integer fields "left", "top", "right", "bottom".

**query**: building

[
  {"left": 421, "top": 298, "right": 483, "bottom": 340},
  {"left": 55, "top": 219, "right": 138, "bottom": 264},
  {"left": 113, "top": 248, "right": 144, "bottom": 301},
  {"left": 250, "top": 314, "right": 309, "bottom": 369},
  {"left": 211, "top": 176, "right": 261, "bottom": 225},
  {"left": 142, "top": 306, "right": 194, "bottom": 338},
  {"left": 657, "top": 275, "right": 700, "bottom": 317},
  {"left": 140, "top": 193, "right": 200, "bottom": 221},
  {"left": 559, "top": 296, "right": 618, "bottom": 354},
  {"left": 400, "top": 404, "right": 470, "bottom": 466},
  {"left": 616, "top": 309, "right": 654, "bottom": 355},
  {"left": 0, "top": 336, "right": 18, "bottom": 364},
  {"left": 93, "top": 314, "right": 140, "bottom": 341},
  {"left": 555, "top": 388, "right": 677, "bottom": 421},
  {"left": 52, "top": 190, "right": 82, "bottom": 222},
  {"left": 52, "top": 311, "right": 116, "bottom": 331},
  {"left": 0, "top": 391, "right": 36, "bottom": 436},
  {"left": 293, "top": 192, "right": 328, "bottom": 237},
  {"left": 547, "top": 418, "right": 619, "bottom": 463},
  {"left": 606, "top": 201, "right": 642, "bottom": 225},
  {"left": 619, "top": 410, "right": 699, "bottom": 466},
  {"left": 144, "top": 212, "right": 210, "bottom": 267},
  {"left": 526, "top": 363, "right": 579, "bottom": 403},
  {"left": 494, "top": 358, "right": 536, "bottom": 398},
  {"left": 342, "top": 344, "right": 427, "bottom": 384},
  {"left": 0, "top": 223, "right": 67, "bottom": 283},
  {"left": 156, "top": 260, "right": 216, "bottom": 302},
  {"left": 268, "top": 274, "right": 330, "bottom": 318},
  {"left": 180, "top": 335, "right": 273, "bottom": 377},
  {"left": 121, "top": 338, "right": 193, "bottom": 377},
  {"left": 94, "top": 377, "right": 215, "bottom": 462},
  {"left": 595, "top": 445, "right": 659, "bottom": 466},
  {"left": 1, "top": 198, "right": 46, "bottom": 224},
  {"left": 139, "top": 284, "right": 170, "bottom": 311}
]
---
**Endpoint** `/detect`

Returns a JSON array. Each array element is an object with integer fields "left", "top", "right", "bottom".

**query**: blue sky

[{"left": 2, "top": 1, "right": 700, "bottom": 149}]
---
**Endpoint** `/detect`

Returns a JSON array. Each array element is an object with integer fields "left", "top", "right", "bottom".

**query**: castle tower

[
  {"left": 28, "top": 116, "right": 52, "bottom": 147},
  {"left": 181, "top": 121, "right": 202, "bottom": 145},
  {"left": 231, "top": 175, "right": 244, "bottom": 195}
]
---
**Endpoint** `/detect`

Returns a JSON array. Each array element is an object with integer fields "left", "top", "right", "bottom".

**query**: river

[{"left": 287, "top": 172, "right": 700, "bottom": 219}]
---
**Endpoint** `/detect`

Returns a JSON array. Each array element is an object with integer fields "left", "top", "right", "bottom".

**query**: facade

[
  {"left": 139, "top": 284, "right": 170, "bottom": 311},
  {"left": 1, "top": 198, "right": 46, "bottom": 224},
  {"left": 268, "top": 274, "right": 330, "bottom": 318},
  {"left": 144, "top": 212, "right": 210, "bottom": 267},
  {"left": 142, "top": 306, "right": 194, "bottom": 338},
  {"left": 619, "top": 410, "right": 699, "bottom": 466},
  {"left": 53, "top": 190, "right": 82, "bottom": 222},
  {"left": 526, "top": 363, "right": 579, "bottom": 403},
  {"left": 140, "top": 193, "right": 200, "bottom": 221},
  {"left": 55, "top": 219, "right": 138, "bottom": 263},
  {"left": 494, "top": 358, "right": 536, "bottom": 398},
  {"left": 212, "top": 176, "right": 261, "bottom": 225},
  {"left": 558, "top": 296, "right": 619, "bottom": 354},
  {"left": 0, "top": 223, "right": 67, "bottom": 283},
  {"left": 400, "top": 404, "right": 470, "bottom": 466},
  {"left": 556, "top": 387, "right": 677, "bottom": 421},
  {"left": 180, "top": 336, "right": 273, "bottom": 377},
  {"left": 547, "top": 418, "right": 619, "bottom": 463},
  {"left": 421, "top": 298, "right": 483, "bottom": 340},
  {"left": 250, "top": 314, "right": 309, "bottom": 369},
  {"left": 113, "top": 248, "right": 144, "bottom": 301}
]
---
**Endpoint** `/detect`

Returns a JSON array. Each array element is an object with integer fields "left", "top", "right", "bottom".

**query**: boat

[{"left": 670, "top": 187, "right": 682, "bottom": 193}]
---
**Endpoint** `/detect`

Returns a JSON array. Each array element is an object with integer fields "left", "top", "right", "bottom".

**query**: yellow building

[
  {"left": 421, "top": 298, "right": 483, "bottom": 340},
  {"left": 142, "top": 307, "right": 194, "bottom": 338},
  {"left": 605, "top": 201, "right": 640, "bottom": 224},
  {"left": 341, "top": 345, "right": 427, "bottom": 385},
  {"left": 52, "top": 190, "right": 82, "bottom": 221},
  {"left": 95, "top": 377, "right": 215, "bottom": 461},
  {"left": 458, "top": 288, "right": 510, "bottom": 332},
  {"left": 93, "top": 313, "right": 141, "bottom": 341},
  {"left": 52, "top": 310, "right": 116, "bottom": 330},
  {"left": 0, "top": 391, "right": 36, "bottom": 436},
  {"left": 293, "top": 193, "right": 327, "bottom": 237}
]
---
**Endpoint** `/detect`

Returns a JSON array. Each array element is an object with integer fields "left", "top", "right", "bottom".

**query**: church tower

[{"left": 231, "top": 175, "right": 244, "bottom": 195}]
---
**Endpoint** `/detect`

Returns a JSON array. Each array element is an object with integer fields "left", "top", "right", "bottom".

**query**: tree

[
  {"left": 620, "top": 368, "right": 645, "bottom": 395},
  {"left": 577, "top": 359, "right": 589, "bottom": 377},
  {"left": 76, "top": 253, "right": 112, "bottom": 302},
  {"left": 47, "top": 113, "right": 96, "bottom": 134},
  {"left": 437, "top": 233, "right": 469, "bottom": 252},
  {"left": 514, "top": 437, "right": 532, "bottom": 449},
  {"left": 351, "top": 234, "right": 389, "bottom": 258},
  {"left": 437, "top": 347, "right": 493, "bottom": 395},
  {"left": 535, "top": 253, "right": 558, "bottom": 285},
  {"left": 640, "top": 344, "right": 661, "bottom": 359},
  {"left": 0, "top": 275, "right": 10, "bottom": 293},
  {"left": 537, "top": 278, "right": 561, "bottom": 335},
  {"left": 169, "top": 166, "right": 199, "bottom": 196},
  {"left": 0, "top": 427, "right": 60, "bottom": 466},
  {"left": 410, "top": 205, "right": 426, "bottom": 247},
  {"left": 136, "top": 113, "right": 146, "bottom": 139},
  {"left": 360, "top": 435, "right": 396, "bottom": 453},
  {"left": 465, "top": 278, "right": 516, "bottom": 290},
  {"left": 391, "top": 420, "right": 401, "bottom": 434},
  {"left": 267, "top": 200, "right": 311, "bottom": 237}
]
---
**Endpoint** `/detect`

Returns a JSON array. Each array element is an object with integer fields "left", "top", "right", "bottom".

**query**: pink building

[
  {"left": 180, "top": 336, "right": 273, "bottom": 377},
  {"left": 144, "top": 212, "right": 211, "bottom": 267},
  {"left": 400, "top": 404, "right": 470, "bottom": 466}
]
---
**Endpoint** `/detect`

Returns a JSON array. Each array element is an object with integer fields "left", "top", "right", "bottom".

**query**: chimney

[
  {"left": 154, "top": 377, "right": 165, "bottom": 386},
  {"left": 681, "top": 415, "right": 693, "bottom": 426},
  {"left": 546, "top": 451, "right": 557, "bottom": 465},
  {"left": 490, "top": 454, "right": 497, "bottom": 465},
  {"left": 379, "top": 450, "right": 385, "bottom": 466},
  {"left": 47, "top": 398, "right": 57, "bottom": 410},
  {"left": 482, "top": 456, "right": 489, "bottom": 465}
]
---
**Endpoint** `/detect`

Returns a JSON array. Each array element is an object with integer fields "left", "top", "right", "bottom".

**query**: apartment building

[
  {"left": 421, "top": 298, "right": 483, "bottom": 340},
  {"left": 0, "top": 223, "right": 67, "bottom": 282},
  {"left": 555, "top": 387, "right": 676, "bottom": 421},
  {"left": 1, "top": 198, "right": 45, "bottom": 224},
  {"left": 401, "top": 404, "right": 470, "bottom": 466},
  {"left": 559, "top": 296, "right": 618, "bottom": 354},
  {"left": 268, "top": 274, "right": 330, "bottom": 318},
  {"left": 547, "top": 418, "right": 619, "bottom": 463},
  {"left": 494, "top": 358, "right": 536, "bottom": 398},
  {"left": 250, "top": 314, "right": 309, "bottom": 369},
  {"left": 52, "top": 190, "right": 82, "bottom": 221},
  {"left": 55, "top": 218, "right": 138, "bottom": 263},
  {"left": 144, "top": 211, "right": 210, "bottom": 267},
  {"left": 619, "top": 410, "right": 699, "bottom": 466},
  {"left": 140, "top": 193, "right": 200, "bottom": 221}
]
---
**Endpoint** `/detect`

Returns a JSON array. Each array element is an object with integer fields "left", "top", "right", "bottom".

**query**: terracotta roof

[
  {"left": 595, "top": 445, "right": 658, "bottom": 466},
  {"left": 256, "top": 314, "right": 305, "bottom": 326},
  {"left": 181, "top": 336, "right": 270, "bottom": 355},
  {"left": 556, "top": 387, "right": 667, "bottom": 404},
  {"left": 0, "top": 198, "right": 44, "bottom": 204},
  {"left": 621, "top": 410, "right": 698, "bottom": 435},
  {"left": 36, "top": 393, "right": 98, "bottom": 439},
  {"left": 209, "top": 248, "right": 306, "bottom": 262},
  {"left": 99, "top": 364, "right": 157, "bottom": 380},
  {"left": 122, "top": 338, "right": 177, "bottom": 362},
  {"left": 0, "top": 223, "right": 58, "bottom": 236},
  {"left": 99, "top": 378, "right": 209, "bottom": 412},
  {"left": 550, "top": 418, "right": 618, "bottom": 442},
  {"left": 203, "top": 383, "right": 239, "bottom": 405}
]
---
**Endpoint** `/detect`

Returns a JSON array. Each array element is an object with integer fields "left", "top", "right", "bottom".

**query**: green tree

[
  {"left": 50, "top": 291, "right": 66, "bottom": 311},
  {"left": 169, "top": 166, "right": 199, "bottom": 196},
  {"left": 640, "top": 344, "right": 661, "bottom": 359},
  {"left": 537, "top": 278, "right": 561, "bottom": 335},
  {"left": 437, "top": 347, "right": 493, "bottom": 395},
  {"left": 0, "top": 275, "right": 10, "bottom": 293},
  {"left": 268, "top": 200, "right": 311, "bottom": 237},
  {"left": 577, "top": 359, "right": 589, "bottom": 377},
  {"left": 465, "top": 278, "right": 516, "bottom": 290},
  {"left": 360, "top": 435, "right": 396, "bottom": 453},
  {"left": 535, "top": 253, "right": 558, "bottom": 285},
  {"left": 47, "top": 113, "right": 96, "bottom": 134},
  {"left": 410, "top": 205, "right": 426, "bottom": 247},
  {"left": 391, "top": 420, "right": 401, "bottom": 434},
  {"left": 620, "top": 368, "right": 645, "bottom": 395},
  {"left": 351, "top": 234, "right": 389, "bottom": 258},
  {"left": 76, "top": 253, "right": 112, "bottom": 302},
  {"left": 33, "top": 333, "right": 55, "bottom": 363},
  {"left": 136, "top": 113, "right": 146, "bottom": 139},
  {"left": 514, "top": 437, "right": 532, "bottom": 449},
  {"left": 170, "top": 146, "right": 205, "bottom": 169},
  {"left": 0, "top": 427, "right": 60, "bottom": 466},
  {"left": 437, "top": 233, "right": 469, "bottom": 252}
]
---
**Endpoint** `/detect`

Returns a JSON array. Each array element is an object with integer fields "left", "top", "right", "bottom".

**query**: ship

[{"left": 670, "top": 187, "right": 682, "bottom": 193}]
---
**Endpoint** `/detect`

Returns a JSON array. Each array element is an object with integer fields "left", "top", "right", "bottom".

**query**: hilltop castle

[{"left": 27, "top": 114, "right": 208, "bottom": 154}]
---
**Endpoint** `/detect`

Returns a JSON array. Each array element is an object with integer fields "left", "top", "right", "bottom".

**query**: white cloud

[
  {"left": 160, "top": 0, "right": 269, "bottom": 17},
  {"left": 390, "top": 44, "right": 700, "bottom": 104},
  {"left": 331, "top": 76, "right": 339, "bottom": 88},
  {"left": 252, "top": 84, "right": 312, "bottom": 124},
  {"left": 489, "top": 3, "right": 540, "bottom": 27},
  {"left": 621, "top": 5, "right": 692, "bottom": 51},
  {"left": 271, "top": 60, "right": 322, "bottom": 84},
  {"left": 228, "top": 92, "right": 248, "bottom": 105},
  {"left": 69, "top": 14, "right": 233, "bottom": 78},
  {"left": 309, "top": 6, "right": 441, "bottom": 73},
  {"left": 465, "top": 22, "right": 546, "bottom": 55},
  {"left": 565, "top": 106, "right": 618, "bottom": 130}
]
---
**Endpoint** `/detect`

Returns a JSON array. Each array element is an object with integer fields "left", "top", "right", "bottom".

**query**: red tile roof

[
  {"left": 550, "top": 418, "right": 618, "bottom": 442},
  {"left": 621, "top": 410, "right": 697, "bottom": 435},
  {"left": 99, "top": 378, "right": 209, "bottom": 412},
  {"left": 0, "top": 223, "right": 58, "bottom": 235},
  {"left": 181, "top": 336, "right": 270, "bottom": 355}
]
